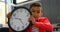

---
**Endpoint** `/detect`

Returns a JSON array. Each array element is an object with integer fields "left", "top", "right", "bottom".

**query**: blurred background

[{"left": 0, "top": 0, "right": 60, "bottom": 32}]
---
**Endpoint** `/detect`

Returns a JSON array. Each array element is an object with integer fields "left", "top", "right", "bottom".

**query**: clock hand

[
  {"left": 19, "top": 18, "right": 24, "bottom": 24},
  {"left": 14, "top": 18, "right": 24, "bottom": 25}
]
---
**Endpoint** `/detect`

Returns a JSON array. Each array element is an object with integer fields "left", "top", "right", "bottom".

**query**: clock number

[
  {"left": 11, "top": 22, "right": 13, "bottom": 25},
  {"left": 26, "top": 13, "right": 30, "bottom": 17},
  {"left": 14, "top": 25, "right": 16, "bottom": 29},
  {"left": 25, "top": 23, "right": 27, "bottom": 25},
  {"left": 19, "top": 9, "right": 23, "bottom": 13},
  {"left": 13, "top": 13, "right": 16, "bottom": 17},
  {"left": 17, "top": 27, "right": 20, "bottom": 30},
  {"left": 22, "top": 26, "right": 24, "bottom": 29},
  {"left": 20, "top": 10, "right": 22, "bottom": 13}
]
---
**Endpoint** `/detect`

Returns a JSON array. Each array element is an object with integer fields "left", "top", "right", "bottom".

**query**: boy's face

[{"left": 30, "top": 6, "right": 42, "bottom": 19}]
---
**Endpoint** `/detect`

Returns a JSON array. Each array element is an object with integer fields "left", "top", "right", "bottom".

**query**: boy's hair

[{"left": 30, "top": 3, "right": 41, "bottom": 9}]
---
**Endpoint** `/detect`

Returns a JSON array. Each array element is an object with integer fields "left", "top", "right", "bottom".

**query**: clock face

[{"left": 8, "top": 7, "right": 30, "bottom": 32}]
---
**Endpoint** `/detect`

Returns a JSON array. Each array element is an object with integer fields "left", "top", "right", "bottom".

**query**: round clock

[{"left": 8, "top": 7, "right": 31, "bottom": 32}]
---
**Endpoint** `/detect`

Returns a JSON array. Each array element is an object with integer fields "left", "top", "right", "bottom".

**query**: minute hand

[{"left": 19, "top": 18, "right": 24, "bottom": 24}]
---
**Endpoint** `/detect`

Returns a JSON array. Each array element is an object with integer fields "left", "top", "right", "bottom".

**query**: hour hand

[{"left": 14, "top": 18, "right": 24, "bottom": 25}]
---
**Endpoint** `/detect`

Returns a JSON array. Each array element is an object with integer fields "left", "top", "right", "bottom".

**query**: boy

[
  {"left": 25, "top": 3, "right": 53, "bottom": 32},
  {"left": 7, "top": 3, "right": 53, "bottom": 32}
]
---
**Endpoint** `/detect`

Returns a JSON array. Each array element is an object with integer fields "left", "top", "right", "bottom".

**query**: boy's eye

[
  {"left": 32, "top": 11, "right": 35, "bottom": 12},
  {"left": 31, "top": 10, "right": 40, "bottom": 13},
  {"left": 37, "top": 11, "right": 40, "bottom": 13}
]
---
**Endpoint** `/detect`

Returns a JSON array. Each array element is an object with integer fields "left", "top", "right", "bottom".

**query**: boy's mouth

[{"left": 34, "top": 16, "right": 37, "bottom": 18}]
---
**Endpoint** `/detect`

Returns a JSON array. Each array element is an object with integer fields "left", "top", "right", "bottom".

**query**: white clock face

[{"left": 9, "top": 8, "right": 30, "bottom": 31}]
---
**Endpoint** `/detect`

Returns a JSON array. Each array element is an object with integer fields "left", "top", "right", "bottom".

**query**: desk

[
  {"left": 54, "top": 26, "right": 60, "bottom": 31},
  {"left": 0, "top": 27, "right": 9, "bottom": 32}
]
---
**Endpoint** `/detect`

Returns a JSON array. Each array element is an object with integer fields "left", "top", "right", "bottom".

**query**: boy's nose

[{"left": 34, "top": 14, "right": 38, "bottom": 17}]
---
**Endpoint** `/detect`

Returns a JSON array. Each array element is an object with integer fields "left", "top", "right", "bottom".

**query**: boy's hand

[
  {"left": 6, "top": 12, "right": 12, "bottom": 18},
  {"left": 28, "top": 16, "right": 35, "bottom": 24}
]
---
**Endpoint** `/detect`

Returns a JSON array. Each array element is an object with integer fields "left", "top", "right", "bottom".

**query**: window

[
  {"left": 16, "top": 0, "right": 28, "bottom": 4},
  {"left": 0, "top": 0, "right": 5, "bottom": 25}
]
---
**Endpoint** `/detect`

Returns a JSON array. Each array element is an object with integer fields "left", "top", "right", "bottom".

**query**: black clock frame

[{"left": 8, "top": 7, "right": 31, "bottom": 32}]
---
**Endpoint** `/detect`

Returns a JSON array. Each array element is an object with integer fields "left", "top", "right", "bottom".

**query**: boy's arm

[{"left": 33, "top": 17, "right": 53, "bottom": 32}]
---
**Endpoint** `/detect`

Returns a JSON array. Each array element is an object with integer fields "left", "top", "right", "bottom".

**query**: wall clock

[{"left": 8, "top": 7, "right": 31, "bottom": 32}]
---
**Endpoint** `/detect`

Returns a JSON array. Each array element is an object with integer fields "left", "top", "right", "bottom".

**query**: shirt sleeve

[{"left": 33, "top": 17, "right": 53, "bottom": 32}]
